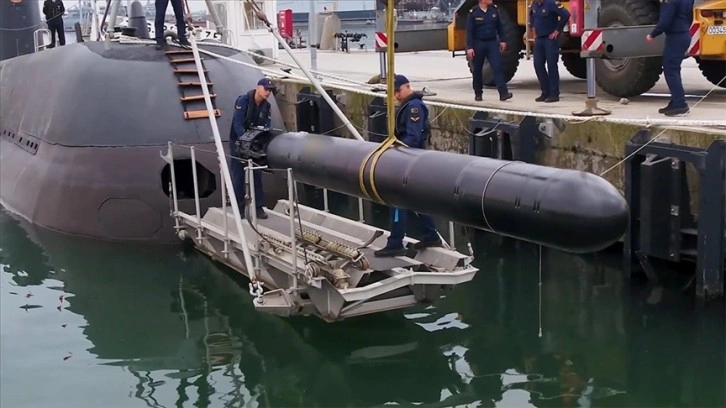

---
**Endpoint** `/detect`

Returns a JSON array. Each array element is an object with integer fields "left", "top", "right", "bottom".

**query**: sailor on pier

[
  {"left": 466, "top": 0, "right": 513, "bottom": 102},
  {"left": 529, "top": 0, "right": 570, "bottom": 103},
  {"left": 42, "top": 0, "right": 66, "bottom": 48},
  {"left": 646, "top": 0, "right": 694, "bottom": 116}
]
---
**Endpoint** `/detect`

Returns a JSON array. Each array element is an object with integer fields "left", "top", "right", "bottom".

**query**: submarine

[
  {"left": 0, "top": 1, "right": 286, "bottom": 243},
  {"left": 1, "top": 0, "right": 629, "bottom": 251}
]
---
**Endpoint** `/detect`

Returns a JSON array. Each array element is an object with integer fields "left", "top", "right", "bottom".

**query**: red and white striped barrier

[
  {"left": 581, "top": 29, "right": 603, "bottom": 52},
  {"left": 687, "top": 22, "right": 701, "bottom": 56},
  {"left": 375, "top": 32, "right": 387, "bottom": 50},
  {"left": 582, "top": 23, "right": 701, "bottom": 56}
]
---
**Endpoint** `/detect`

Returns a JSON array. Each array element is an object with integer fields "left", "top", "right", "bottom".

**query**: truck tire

[
  {"left": 562, "top": 53, "right": 587, "bottom": 79},
  {"left": 696, "top": 58, "right": 726, "bottom": 88},
  {"left": 467, "top": 7, "right": 522, "bottom": 87},
  {"left": 595, "top": 0, "right": 663, "bottom": 97}
]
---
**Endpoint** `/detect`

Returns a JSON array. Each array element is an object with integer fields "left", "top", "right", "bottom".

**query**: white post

[
  {"left": 190, "top": 146, "right": 203, "bottom": 240},
  {"left": 308, "top": 0, "right": 318, "bottom": 73},
  {"left": 221, "top": 175, "right": 229, "bottom": 257},
  {"left": 247, "top": 159, "right": 257, "bottom": 226},
  {"left": 287, "top": 168, "right": 298, "bottom": 289},
  {"left": 358, "top": 197, "right": 364, "bottom": 222},
  {"left": 167, "top": 142, "right": 180, "bottom": 232},
  {"left": 107, "top": 0, "right": 121, "bottom": 35},
  {"left": 449, "top": 221, "right": 455, "bottom": 247}
]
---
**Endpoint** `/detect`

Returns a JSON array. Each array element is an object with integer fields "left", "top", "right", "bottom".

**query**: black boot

[
  {"left": 256, "top": 207, "right": 268, "bottom": 219},
  {"left": 412, "top": 239, "right": 442, "bottom": 250},
  {"left": 373, "top": 247, "right": 406, "bottom": 257},
  {"left": 658, "top": 102, "right": 673, "bottom": 114},
  {"left": 663, "top": 106, "right": 690, "bottom": 116}
]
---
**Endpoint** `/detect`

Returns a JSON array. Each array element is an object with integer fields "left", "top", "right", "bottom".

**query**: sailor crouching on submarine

[
  {"left": 229, "top": 78, "right": 275, "bottom": 220},
  {"left": 374, "top": 75, "right": 443, "bottom": 258}
]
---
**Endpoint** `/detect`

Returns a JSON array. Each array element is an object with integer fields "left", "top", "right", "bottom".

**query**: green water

[{"left": 1, "top": 204, "right": 724, "bottom": 408}]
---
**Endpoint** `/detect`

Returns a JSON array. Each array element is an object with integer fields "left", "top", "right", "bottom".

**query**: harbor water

[
  {"left": 1, "top": 192, "right": 724, "bottom": 407},
  {"left": 2, "top": 17, "right": 724, "bottom": 408}
]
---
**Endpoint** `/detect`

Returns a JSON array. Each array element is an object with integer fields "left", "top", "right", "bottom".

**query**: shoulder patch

[{"left": 409, "top": 106, "right": 421, "bottom": 122}]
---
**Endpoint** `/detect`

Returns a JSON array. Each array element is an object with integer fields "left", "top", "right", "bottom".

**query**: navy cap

[
  {"left": 394, "top": 74, "right": 409, "bottom": 91},
  {"left": 257, "top": 77, "right": 275, "bottom": 90}
]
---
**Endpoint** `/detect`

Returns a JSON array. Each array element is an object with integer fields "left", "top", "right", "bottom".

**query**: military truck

[{"left": 387, "top": 0, "right": 726, "bottom": 98}]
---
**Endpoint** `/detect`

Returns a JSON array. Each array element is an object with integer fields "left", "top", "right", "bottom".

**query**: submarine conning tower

[
  {"left": 0, "top": 0, "right": 43, "bottom": 61},
  {"left": 0, "top": 41, "right": 285, "bottom": 243}
]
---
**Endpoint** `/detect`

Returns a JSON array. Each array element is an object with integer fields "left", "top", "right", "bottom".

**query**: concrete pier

[
  {"left": 267, "top": 48, "right": 726, "bottom": 191},
  {"left": 271, "top": 49, "right": 725, "bottom": 124}
]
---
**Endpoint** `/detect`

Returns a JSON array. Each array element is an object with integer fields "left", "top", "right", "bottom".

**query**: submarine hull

[
  {"left": 0, "top": 41, "right": 286, "bottom": 243},
  {"left": 266, "top": 132, "right": 629, "bottom": 254}
]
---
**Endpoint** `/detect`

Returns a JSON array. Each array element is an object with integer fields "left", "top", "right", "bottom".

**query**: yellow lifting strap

[{"left": 357, "top": 0, "right": 407, "bottom": 204}]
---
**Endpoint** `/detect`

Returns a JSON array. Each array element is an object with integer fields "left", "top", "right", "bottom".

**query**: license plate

[{"left": 706, "top": 26, "right": 726, "bottom": 35}]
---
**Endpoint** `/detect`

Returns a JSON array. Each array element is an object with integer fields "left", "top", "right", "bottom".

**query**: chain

[{"left": 248, "top": 281, "right": 264, "bottom": 302}]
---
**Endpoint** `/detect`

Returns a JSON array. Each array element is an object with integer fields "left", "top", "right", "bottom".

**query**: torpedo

[
  {"left": 0, "top": 2, "right": 286, "bottom": 243},
  {"left": 241, "top": 131, "right": 629, "bottom": 254}
]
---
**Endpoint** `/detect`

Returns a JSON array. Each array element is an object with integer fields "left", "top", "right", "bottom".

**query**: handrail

[
  {"left": 186, "top": 33, "right": 259, "bottom": 283},
  {"left": 33, "top": 29, "right": 51, "bottom": 53}
]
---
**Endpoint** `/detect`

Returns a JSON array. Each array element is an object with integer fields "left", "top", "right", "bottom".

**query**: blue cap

[
  {"left": 257, "top": 77, "right": 275, "bottom": 90},
  {"left": 394, "top": 74, "right": 409, "bottom": 91}
]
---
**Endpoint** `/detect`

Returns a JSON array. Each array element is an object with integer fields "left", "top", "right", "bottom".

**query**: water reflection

[{"left": 1, "top": 208, "right": 723, "bottom": 408}]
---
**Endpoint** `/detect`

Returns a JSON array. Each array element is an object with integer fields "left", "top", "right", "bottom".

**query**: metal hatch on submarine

[{"left": 0, "top": 1, "right": 287, "bottom": 243}]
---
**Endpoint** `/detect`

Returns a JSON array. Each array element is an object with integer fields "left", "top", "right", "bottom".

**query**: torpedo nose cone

[{"left": 543, "top": 170, "right": 630, "bottom": 253}]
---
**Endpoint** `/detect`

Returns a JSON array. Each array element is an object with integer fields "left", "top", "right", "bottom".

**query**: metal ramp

[
  {"left": 171, "top": 193, "right": 476, "bottom": 321},
  {"left": 161, "top": 145, "right": 477, "bottom": 321},
  {"left": 160, "top": 21, "right": 478, "bottom": 322}
]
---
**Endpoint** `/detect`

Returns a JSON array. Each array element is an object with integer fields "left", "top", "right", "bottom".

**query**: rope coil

[{"left": 356, "top": 0, "right": 401, "bottom": 205}]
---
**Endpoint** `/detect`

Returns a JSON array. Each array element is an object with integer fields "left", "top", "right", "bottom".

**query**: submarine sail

[{"left": 0, "top": 0, "right": 43, "bottom": 61}]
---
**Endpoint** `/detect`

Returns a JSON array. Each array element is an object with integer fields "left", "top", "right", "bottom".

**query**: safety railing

[
  {"left": 33, "top": 29, "right": 51, "bottom": 53},
  {"left": 163, "top": 142, "right": 301, "bottom": 289},
  {"left": 316, "top": 186, "right": 456, "bottom": 250}
]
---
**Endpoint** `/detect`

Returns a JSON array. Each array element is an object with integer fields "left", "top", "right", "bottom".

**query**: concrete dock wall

[{"left": 272, "top": 78, "right": 724, "bottom": 194}]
